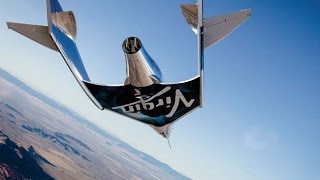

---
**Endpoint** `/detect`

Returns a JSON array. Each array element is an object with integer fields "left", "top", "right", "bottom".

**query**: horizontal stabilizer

[
  {"left": 7, "top": 22, "right": 58, "bottom": 51},
  {"left": 204, "top": 9, "right": 251, "bottom": 48},
  {"left": 181, "top": 5, "right": 251, "bottom": 48}
]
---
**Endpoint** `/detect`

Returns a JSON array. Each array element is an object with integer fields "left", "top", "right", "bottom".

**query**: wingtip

[
  {"left": 241, "top": 8, "right": 252, "bottom": 17},
  {"left": 6, "top": 22, "right": 13, "bottom": 29}
]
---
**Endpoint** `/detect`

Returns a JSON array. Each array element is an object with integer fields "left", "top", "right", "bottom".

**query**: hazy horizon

[{"left": 1, "top": 0, "right": 320, "bottom": 179}]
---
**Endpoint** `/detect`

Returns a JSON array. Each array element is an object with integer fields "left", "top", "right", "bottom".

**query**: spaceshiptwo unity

[{"left": 7, "top": 0, "right": 251, "bottom": 140}]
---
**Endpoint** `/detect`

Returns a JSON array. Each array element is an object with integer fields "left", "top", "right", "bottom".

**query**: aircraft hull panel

[{"left": 83, "top": 76, "right": 200, "bottom": 127}]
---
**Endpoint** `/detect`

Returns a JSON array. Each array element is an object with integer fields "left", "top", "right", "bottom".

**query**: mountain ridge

[{"left": 0, "top": 130, "right": 54, "bottom": 180}]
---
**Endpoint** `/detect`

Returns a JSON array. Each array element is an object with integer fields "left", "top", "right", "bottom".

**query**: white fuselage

[{"left": 123, "top": 37, "right": 162, "bottom": 87}]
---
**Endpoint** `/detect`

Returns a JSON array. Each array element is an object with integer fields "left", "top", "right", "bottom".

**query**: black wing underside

[{"left": 83, "top": 77, "right": 200, "bottom": 127}]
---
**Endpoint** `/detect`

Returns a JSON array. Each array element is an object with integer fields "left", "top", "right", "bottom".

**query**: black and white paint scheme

[{"left": 6, "top": 0, "right": 251, "bottom": 139}]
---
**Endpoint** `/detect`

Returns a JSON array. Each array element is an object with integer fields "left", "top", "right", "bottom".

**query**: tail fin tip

[{"left": 181, "top": 4, "right": 198, "bottom": 34}]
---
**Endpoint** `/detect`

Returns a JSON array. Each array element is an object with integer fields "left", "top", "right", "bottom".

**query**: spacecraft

[{"left": 7, "top": 0, "right": 251, "bottom": 140}]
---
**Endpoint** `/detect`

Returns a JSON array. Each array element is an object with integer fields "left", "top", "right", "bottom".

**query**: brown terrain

[{"left": 0, "top": 68, "right": 190, "bottom": 180}]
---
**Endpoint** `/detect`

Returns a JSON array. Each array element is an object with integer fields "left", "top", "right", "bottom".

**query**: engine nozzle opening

[{"left": 122, "top": 37, "right": 142, "bottom": 54}]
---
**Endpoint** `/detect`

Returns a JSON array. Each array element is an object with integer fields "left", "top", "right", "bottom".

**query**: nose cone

[
  {"left": 151, "top": 124, "right": 172, "bottom": 139},
  {"left": 122, "top": 37, "right": 142, "bottom": 54}
]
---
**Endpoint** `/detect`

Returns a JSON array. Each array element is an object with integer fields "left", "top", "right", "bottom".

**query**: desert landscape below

[{"left": 0, "top": 67, "right": 190, "bottom": 180}]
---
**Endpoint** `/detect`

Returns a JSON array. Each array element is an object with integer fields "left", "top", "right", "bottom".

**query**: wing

[
  {"left": 203, "top": 9, "right": 252, "bottom": 48},
  {"left": 83, "top": 76, "right": 201, "bottom": 127},
  {"left": 6, "top": 22, "right": 58, "bottom": 51},
  {"left": 181, "top": 4, "right": 251, "bottom": 48}
]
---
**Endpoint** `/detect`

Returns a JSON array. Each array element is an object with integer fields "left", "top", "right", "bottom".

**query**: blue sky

[{"left": 1, "top": 0, "right": 320, "bottom": 179}]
